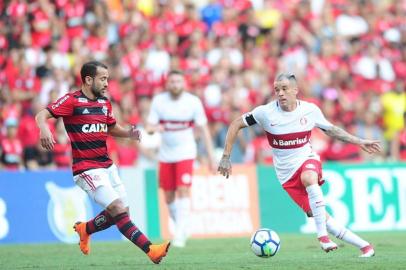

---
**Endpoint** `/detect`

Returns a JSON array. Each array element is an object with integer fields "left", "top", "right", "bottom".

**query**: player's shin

[
  {"left": 306, "top": 184, "right": 328, "bottom": 238},
  {"left": 114, "top": 212, "right": 152, "bottom": 252},
  {"left": 326, "top": 217, "right": 370, "bottom": 249},
  {"left": 173, "top": 197, "right": 191, "bottom": 247},
  {"left": 86, "top": 210, "right": 114, "bottom": 234}
]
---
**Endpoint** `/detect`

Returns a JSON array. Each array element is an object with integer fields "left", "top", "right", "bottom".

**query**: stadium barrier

[{"left": 0, "top": 162, "right": 404, "bottom": 244}]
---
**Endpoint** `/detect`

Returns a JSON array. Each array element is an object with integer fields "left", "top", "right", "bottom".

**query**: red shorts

[
  {"left": 158, "top": 159, "right": 194, "bottom": 191},
  {"left": 282, "top": 159, "right": 324, "bottom": 213}
]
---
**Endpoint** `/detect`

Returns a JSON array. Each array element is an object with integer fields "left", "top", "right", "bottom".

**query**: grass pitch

[{"left": 0, "top": 232, "right": 405, "bottom": 270}]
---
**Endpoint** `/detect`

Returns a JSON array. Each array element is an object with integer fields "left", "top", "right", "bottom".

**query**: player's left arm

[
  {"left": 313, "top": 104, "right": 381, "bottom": 154},
  {"left": 108, "top": 124, "right": 141, "bottom": 141},
  {"left": 323, "top": 125, "right": 381, "bottom": 154}
]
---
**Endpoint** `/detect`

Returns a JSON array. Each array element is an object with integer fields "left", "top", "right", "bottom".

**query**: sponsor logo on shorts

[{"left": 305, "top": 163, "right": 316, "bottom": 169}]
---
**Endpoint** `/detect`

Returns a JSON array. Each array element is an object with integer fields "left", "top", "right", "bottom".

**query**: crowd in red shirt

[{"left": 0, "top": 0, "right": 405, "bottom": 169}]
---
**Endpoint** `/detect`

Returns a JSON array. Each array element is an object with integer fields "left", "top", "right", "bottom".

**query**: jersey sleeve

[
  {"left": 242, "top": 105, "right": 263, "bottom": 127},
  {"left": 312, "top": 104, "right": 334, "bottom": 130},
  {"left": 194, "top": 97, "right": 208, "bottom": 126},
  {"left": 46, "top": 94, "right": 73, "bottom": 118},
  {"left": 106, "top": 101, "right": 116, "bottom": 126},
  {"left": 147, "top": 96, "right": 160, "bottom": 125}
]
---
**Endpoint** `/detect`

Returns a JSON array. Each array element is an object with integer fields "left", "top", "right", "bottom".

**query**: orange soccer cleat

[
  {"left": 73, "top": 222, "right": 90, "bottom": 255},
  {"left": 147, "top": 241, "right": 171, "bottom": 264}
]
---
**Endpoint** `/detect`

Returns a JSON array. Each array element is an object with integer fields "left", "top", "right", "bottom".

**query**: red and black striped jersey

[{"left": 47, "top": 90, "right": 116, "bottom": 175}]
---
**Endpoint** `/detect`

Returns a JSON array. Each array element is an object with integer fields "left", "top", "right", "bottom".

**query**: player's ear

[{"left": 85, "top": 76, "right": 93, "bottom": 86}]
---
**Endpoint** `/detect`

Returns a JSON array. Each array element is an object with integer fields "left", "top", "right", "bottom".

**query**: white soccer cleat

[
  {"left": 318, "top": 236, "right": 338, "bottom": 253},
  {"left": 359, "top": 245, "right": 375, "bottom": 258}
]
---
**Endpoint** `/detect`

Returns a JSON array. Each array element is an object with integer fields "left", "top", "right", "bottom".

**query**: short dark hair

[
  {"left": 80, "top": 61, "right": 108, "bottom": 83},
  {"left": 275, "top": 73, "right": 297, "bottom": 86},
  {"left": 168, "top": 69, "right": 184, "bottom": 77}
]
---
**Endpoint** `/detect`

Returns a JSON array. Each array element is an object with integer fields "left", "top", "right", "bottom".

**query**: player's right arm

[
  {"left": 218, "top": 117, "right": 249, "bottom": 179},
  {"left": 35, "top": 109, "right": 56, "bottom": 151},
  {"left": 36, "top": 93, "right": 73, "bottom": 151}
]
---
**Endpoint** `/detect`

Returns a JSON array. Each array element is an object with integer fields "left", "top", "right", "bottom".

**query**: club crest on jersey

[
  {"left": 102, "top": 106, "right": 108, "bottom": 116},
  {"left": 82, "top": 123, "right": 108, "bottom": 133},
  {"left": 300, "top": 117, "right": 308, "bottom": 125}
]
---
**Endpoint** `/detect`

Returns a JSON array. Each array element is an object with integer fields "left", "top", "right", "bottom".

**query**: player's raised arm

[
  {"left": 323, "top": 125, "right": 382, "bottom": 154},
  {"left": 35, "top": 109, "right": 56, "bottom": 151},
  {"left": 218, "top": 117, "right": 247, "bottom": 178}
]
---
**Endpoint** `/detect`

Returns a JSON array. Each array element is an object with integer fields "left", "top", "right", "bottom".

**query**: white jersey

[
  {"left": 242, "top": 100, "right": 333, "bottom": 184},
  {"left": 147, "top": 91, "right": 208, "bottom": 162}
]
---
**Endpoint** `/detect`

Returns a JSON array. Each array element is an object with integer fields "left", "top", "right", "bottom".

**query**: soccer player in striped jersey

[
  {"left": 35, "top": 61, "right": 170, "bottom": 264},
  {"left": 218, "top": 73, "right": 381, "bottom": 257}
]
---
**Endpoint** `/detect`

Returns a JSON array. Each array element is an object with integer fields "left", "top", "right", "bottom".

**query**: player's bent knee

[
  {"left": 300, "top": 170, "right": 318, "bottom": 187},
  {"left": 106, "top": 198, "right": 126, "bottom": 217},
  {"left": 176, "top": 186, "right": 190, "bottom": 197}
]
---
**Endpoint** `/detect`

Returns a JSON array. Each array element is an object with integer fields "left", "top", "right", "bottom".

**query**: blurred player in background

[
  {"left": 218, "top": 73, "right": 381, "bottom": 257},
  {"left": 35, "top": 61, "right": 170, "bottom": 264},
  {"left": 146, "top": 70, "right": 215, "bottom": 247}
]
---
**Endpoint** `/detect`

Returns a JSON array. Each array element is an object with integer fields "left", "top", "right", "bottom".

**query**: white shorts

[{"left": 73, "top": 164, "right": 128, "bottom": 208}]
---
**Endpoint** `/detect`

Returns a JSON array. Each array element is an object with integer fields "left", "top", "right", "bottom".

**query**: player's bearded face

[
  {"left": 91, "top": 68, "right": 109, "bottom": 97},
  {"left": 91, "top": 80, "right": 104, "bottom": 97},
  {"left": 167, "top": 74, "right": 184, "bottom": 97}
]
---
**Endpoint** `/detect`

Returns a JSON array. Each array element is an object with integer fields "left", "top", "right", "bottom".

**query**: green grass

[{"left": 1, "top": 232, "right": 405, "bottom": 270}]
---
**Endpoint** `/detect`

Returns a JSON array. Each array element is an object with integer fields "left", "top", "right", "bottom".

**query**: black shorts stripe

[
  {"left": 73, "top": 106, "right": 106, "bottom": 116},
  {"left": 73, "top": 155, "right": 110, "bottom": 163},
  {"left": 71, "top": 140, "right": 106, "bottom": 150}
]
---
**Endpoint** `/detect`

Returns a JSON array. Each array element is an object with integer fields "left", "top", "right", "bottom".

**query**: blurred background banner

[
  {"left": 156, "top": 165, "right": 260, "bottom": 239},
  {"left": 1, "top": 162, "right": 404, "bottom": 244},
  {"left": 0, "top": 169, "right": 148, "bottom": 244}
]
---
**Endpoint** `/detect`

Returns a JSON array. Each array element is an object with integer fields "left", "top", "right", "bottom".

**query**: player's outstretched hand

[
  {"left": 130, "top": 125, "right": 141, "bottom": 141},
  {"left": 218, "top": 155, "right": 232, "bottom": 179},
  {"left": 359, "top": 139, "right": 381, "bottom": 154},
  {"left": 40, "top": 129, "right": 56, "bottom": 151}
]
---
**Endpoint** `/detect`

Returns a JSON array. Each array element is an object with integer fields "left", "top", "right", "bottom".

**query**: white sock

[
  {"left": 306, "top": 184, "right": 328, "bottom": 238},
  {"left": 326, "top": 217, "right": 369, "bottom": 248},
  {"left": 168, "top": 200, "right": 177, "bottom": 222},
  {"left": 175, "top": 197, "right": 191, "bottom": 239}
]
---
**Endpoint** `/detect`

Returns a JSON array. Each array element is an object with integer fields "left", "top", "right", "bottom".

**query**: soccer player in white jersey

[
  {"left": 218, "top": 73, "right": 381, "bottom": 257},
  {"left": 147, "top": 70, "right": 216, "bottom": 247}
]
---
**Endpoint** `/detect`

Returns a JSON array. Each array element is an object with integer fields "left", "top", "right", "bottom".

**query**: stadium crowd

[{"left": 0, "top": 0, "right": 405, "bottom": 170}]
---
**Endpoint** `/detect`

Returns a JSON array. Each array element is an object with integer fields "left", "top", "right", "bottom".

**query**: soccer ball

[{"left": 250, "top": 228, "right": 281, "bottom": 258}]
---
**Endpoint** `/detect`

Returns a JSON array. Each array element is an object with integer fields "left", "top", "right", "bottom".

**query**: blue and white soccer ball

[{"left": 250, "top": 228, "right": 281, "bottom": 258}]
